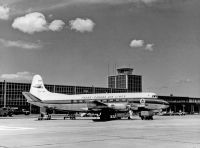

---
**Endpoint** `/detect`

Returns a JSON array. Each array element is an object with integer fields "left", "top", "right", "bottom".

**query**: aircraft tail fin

[{"left": 30, "top": 75, "right": 49, "bottom": 97}]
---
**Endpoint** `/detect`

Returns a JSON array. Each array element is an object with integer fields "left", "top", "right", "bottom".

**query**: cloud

[
  {"left": 49, "top": 20, "right": 65, "bottom": 31},
  {"left": 2, "top": 0, "right": 160, "bottom": 17},
  {"left": 145, "top": 43, "right": 154, "bottom": 51},
  {"left": 28, "top": 0, "right": 160, "bottom": 10},
  {"left": 0, "top": 71, "right": 34, "bottom": 81},
  {"left": 69, "top": 18, "right": 95, "bottom": 33},
  {"left": 48, "top": 14, "right": 53, "bottom": 18},
  {"left": 140, "top": 0, "right": 158, "bottom": 4},
  {"left": 129, "top": 39, "right": 144, "bottom": 48},
  {"left": 0, "top": 38, "right": 42, "bottom": 49},
  {"left": 12, "top": 12, "right": 67, "bottom": 34},
  {"left": 12, "top": 12, "right": 49, "bottom": 34},
  {"left": 0, "top": 5, "right": 10, "bottom": 20},
  {"left": 176, "top": 78, "right": 192, "bottom": 84},
  {"left": 130, "top": 39, "right": 154, "bottom": 51},
  {"left": 147, "top": 85, "right": 169, "bottom": 91}
]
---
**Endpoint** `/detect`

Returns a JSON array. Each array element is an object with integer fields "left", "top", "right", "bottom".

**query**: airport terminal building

[
  {"left": 159, "top": 95, "right": 200, "bottom": 114},
  {"left": 0, "top": 67, "right": 200, "bottom": 114}
]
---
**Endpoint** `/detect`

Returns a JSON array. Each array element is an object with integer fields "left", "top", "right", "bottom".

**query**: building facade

[
  {"left": 159, "top": 95, "right": 200, "bottom": 114},
  {"left": 108, "top": 68, "right": 142, "bottom": 92}
]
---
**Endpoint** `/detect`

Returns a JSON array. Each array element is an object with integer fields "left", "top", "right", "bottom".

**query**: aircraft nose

[
  {"left": 165, "top": 101, "right": 169, "bottom": 105},
  {"left": 162, "top": 101, "right": 169, "bottom": 109},
  {"left": 164, "top": 102, "right": 169, "bottom": 109},
  {"left": 165, "top": 105, "right": 169, "bottom": 108}
]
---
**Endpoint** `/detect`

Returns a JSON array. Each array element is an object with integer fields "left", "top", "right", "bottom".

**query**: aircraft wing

[
  {"left": 88, "top": 100, "right": 128, "bottom": 112},
  {"left": 91, "top": 100, "right": 108, "bottom": 106},
  {"left": 87, "top": 100, "right": 109, "bottom": 111},
  {"left": 129, "top": 103, "right": 161, "bottom": 113}
]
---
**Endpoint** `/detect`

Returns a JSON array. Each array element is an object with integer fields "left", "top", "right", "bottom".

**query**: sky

[{"left": 0, "top": 0, "right": 200, "bottom": 97}]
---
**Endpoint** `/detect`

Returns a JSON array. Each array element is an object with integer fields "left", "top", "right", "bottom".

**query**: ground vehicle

[
  {"left": 115, "top": 112, "right": 130, "bottom": 119},
  {"left": 13, "top": 108, "right": 30, "bottom": 115},
  {"left": 22, "top": 109, "right": 30, "bottom": 115},
  {"left": 173, "top": 111, "right": 186, "bottom": 116},
  {"left": 0, "top": 107, "right": 13, "bottom": 117},
  {"left": 38, "top": 113, "right": 51, "bottom": 120},
  {"left": 139, "top": 111, "right": 154, "bottom": 120}
]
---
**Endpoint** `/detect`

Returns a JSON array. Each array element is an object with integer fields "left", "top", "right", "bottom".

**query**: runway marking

[{"left": 0, "top": 126, "right": 34, "bottom": 131}]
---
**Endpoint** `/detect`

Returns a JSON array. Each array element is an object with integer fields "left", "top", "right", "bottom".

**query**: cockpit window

[{"left": 152, "top": 95, "right": 158, "bottom": 98}]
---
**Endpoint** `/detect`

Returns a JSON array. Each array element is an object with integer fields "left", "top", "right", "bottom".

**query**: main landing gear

[
  {"left": 38, "top": 112, "right": 51, "bottom": 120},
  {"left": 38, "top": 107, "right": 52, "bottom": 120},
  {"left": 139, "top": 111, "right": 154, "bottom": 120},
  {"left": 100, "top": 113, "right": 110, "bottom": 121},
  {"left": 92, "top": 111, "right": 111, "bottom": 121},
  {"left": 140, "top": 116, "right": 153, "bottom": 120}
]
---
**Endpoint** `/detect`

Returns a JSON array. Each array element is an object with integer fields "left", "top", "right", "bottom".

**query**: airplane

[{"left": 23, "top": 75, "right": 169, "bottom": 121}]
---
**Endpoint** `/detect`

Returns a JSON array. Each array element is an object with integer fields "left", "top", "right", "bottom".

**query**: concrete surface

[{"left": 0, "top": 115, "right": 200, "bottom": 148}]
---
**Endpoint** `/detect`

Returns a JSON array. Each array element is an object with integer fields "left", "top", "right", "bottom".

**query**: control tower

[
  {"left": 108, "top": 67, "right": 142, "bottom": 92},
  {"left": 117, "top": 67, "right": 133, "bottom": 75}
]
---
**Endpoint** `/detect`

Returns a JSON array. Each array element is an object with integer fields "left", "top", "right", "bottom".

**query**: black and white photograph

[{"left": 0, "top": 0, "right": 200, "bottom": 147}]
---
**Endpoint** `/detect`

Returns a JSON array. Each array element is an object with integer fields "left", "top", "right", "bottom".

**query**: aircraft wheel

[
  {"left": 141, "top": 116, "right": 144, "bottom": 120},
  {"left": 100, "top": 114, "right": 110, "bottom": 121}
]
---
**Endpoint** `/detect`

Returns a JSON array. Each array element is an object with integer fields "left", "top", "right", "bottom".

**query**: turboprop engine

[{"left": 108, "top": 103, "right": 128, "bottom": 110}]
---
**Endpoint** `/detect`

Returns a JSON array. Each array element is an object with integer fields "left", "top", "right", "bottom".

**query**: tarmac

[{"left": 0, "top": 115, "right": 200, "bottom": 148}]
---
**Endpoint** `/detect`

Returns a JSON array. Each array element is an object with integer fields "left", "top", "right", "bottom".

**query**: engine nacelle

[{"left": 108, "top": 103, "right": 127, "bottom": 110}]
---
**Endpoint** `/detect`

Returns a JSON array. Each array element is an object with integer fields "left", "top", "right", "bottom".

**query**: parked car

[
  {"left": 13, "top": 108, "right": 30, "bottom": 115},
  {"left": 161, "top": 111, "right": 174, "bottom": 116},
  {"left": 0, "top": 107, "right": 13, "bottom": 117},
  {"left": 173, "top": 111, "right": 186, "bottom": 116}
]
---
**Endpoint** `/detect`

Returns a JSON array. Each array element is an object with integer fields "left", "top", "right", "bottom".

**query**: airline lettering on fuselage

[{"left": 81, "top": 95, "right": 126, "bottom": 99}]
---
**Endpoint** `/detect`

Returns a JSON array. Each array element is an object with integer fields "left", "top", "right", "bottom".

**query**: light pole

[
  {"left": 182, "top": 104, "right": 185, "bottom": 112},
  {"left": 3, "top": 80, "right": 6, "bottom": 108}
]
